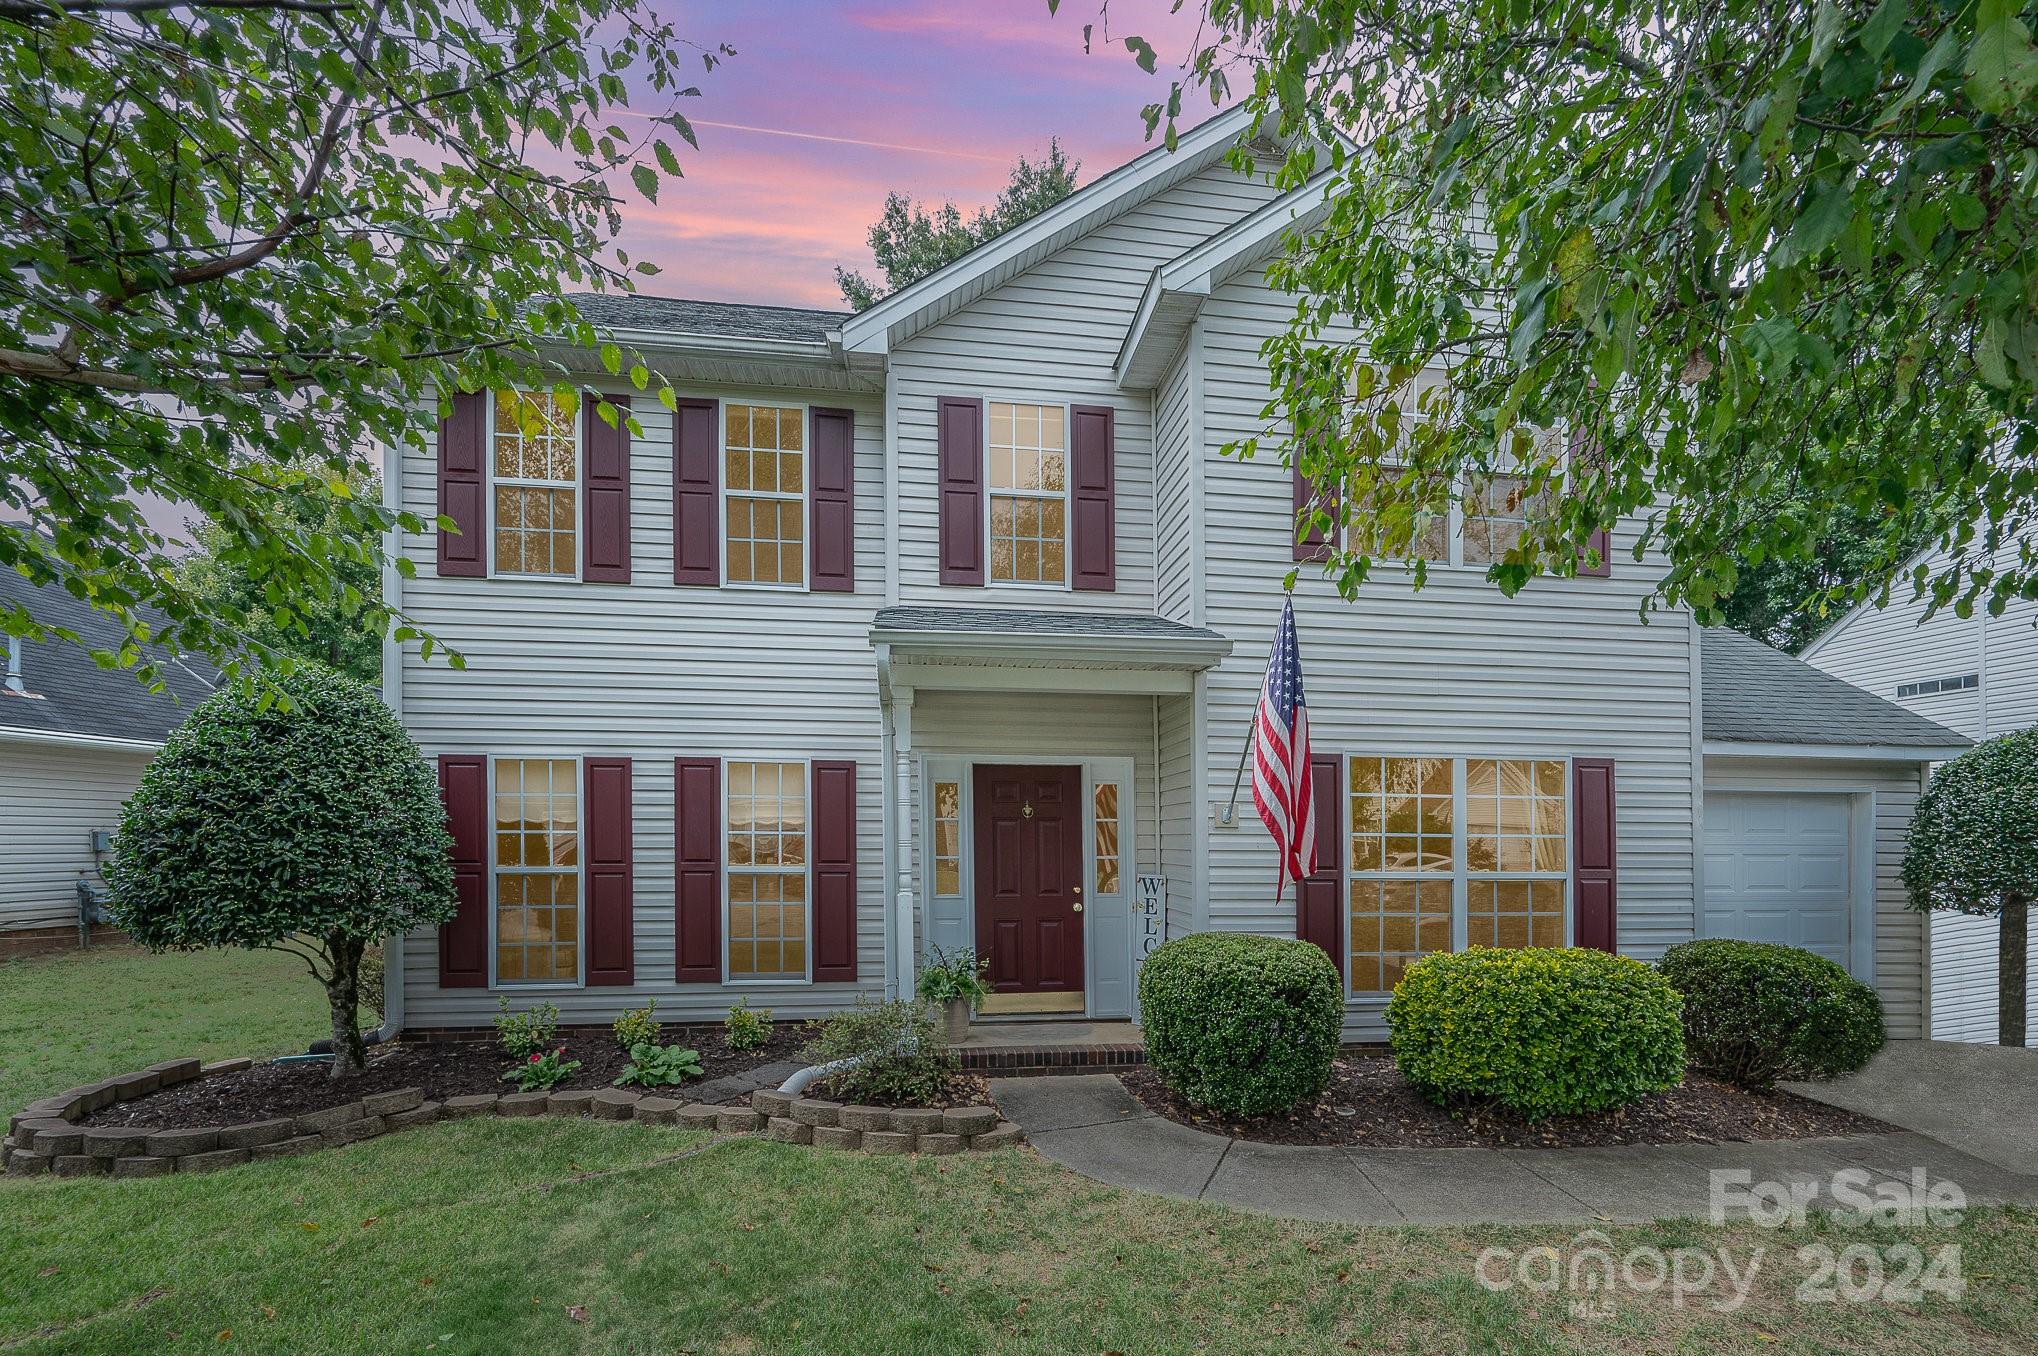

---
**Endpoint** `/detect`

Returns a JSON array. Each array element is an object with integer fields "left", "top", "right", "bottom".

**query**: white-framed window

[
  {"left": 987, "top": 400, "right": 1068, "bottom": 586},
  {"left": 490, "top": 389, "right": 580, "bottom": 578},
  {"left": 722, "top": 402, "right": 807, "bottom": 588},
  {"left": 492, "top": 756, "right": 581, "bottom": 986},
  {"left": 1345, "top": 754, "right": 1570, "bottom": 994},
  {"left": 726, "top": 759, "right": 809, "bottom": 981}
]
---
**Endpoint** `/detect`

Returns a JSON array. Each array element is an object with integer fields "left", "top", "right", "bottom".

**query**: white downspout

[
  {"left": 893, "top": 687, "right": 917, "bottom": 998},
  {"left": 877, "top": 646, "right": 898, "bottom": 1000},
  {"left": 377, "top": 431, "right": 407, "bottom": 1040}
]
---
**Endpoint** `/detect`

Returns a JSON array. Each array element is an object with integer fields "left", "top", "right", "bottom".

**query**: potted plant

[{"left": 916, "top": 946, "right": 991, "bottom": 1041}]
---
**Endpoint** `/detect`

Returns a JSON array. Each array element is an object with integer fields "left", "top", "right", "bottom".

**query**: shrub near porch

[{"left": 1137, "top": 933, "right": 1343, "bottom": 1117}]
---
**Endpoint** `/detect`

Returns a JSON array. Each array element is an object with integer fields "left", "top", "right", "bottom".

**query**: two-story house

[{"left": 381, "top": 106, "right": 1967, "bottom": 1042}]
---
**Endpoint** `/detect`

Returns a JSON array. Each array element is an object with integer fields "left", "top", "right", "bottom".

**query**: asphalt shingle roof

[
  {"left": 872, "top": 606, "right": 1229, "bottom": 644},
  {"left": 0, "top": 572, "right": 216, "bottom": 744},
  {"left": 1701, "top": 626, "right": 1967, "bottom": 749},
  {"left": 563, "top": 293, "right": 847, "bottom": 344}
]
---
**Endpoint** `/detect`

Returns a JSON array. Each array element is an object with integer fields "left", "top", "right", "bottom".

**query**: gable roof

[
  {"left": 0, "top": 572, "right": 216, "bottom": 747},
  {"left": 1701, "top": 626, "right": 1967, "bottom": 753},
  {"left": 1115, "top": 167, "right": 1337, "bottom": 389},
  {"left": 564, "top": 293, "right": 847, "bottom": 345},
  {"left": 837, "top": 104, "right": 1266, "bottom": 355}
]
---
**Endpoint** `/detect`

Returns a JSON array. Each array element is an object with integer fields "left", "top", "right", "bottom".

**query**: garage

[{"left": 1702, "top": 791, "right": 1859, "bottom": 970}]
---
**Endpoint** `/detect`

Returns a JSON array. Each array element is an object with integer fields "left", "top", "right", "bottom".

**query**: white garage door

[{"left": 1703, "top": 792, "right": 1855, "bottom": 971}]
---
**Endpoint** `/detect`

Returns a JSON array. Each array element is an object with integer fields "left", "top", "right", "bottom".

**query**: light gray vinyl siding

[
  {"left": 1156, "top": 691, "right": 1197, "bottom": 941},
  {"left": 1702, "top": 755, "right": 1930, "bottom": 1039},
  {"left": 1192, "top": 269, "right": 1700, "bottom": 1037},
  {"left": 889, "top": 161, "right": 1280, "bottom": 613},
  {"left": 394, "top": 381, "right": 889, "bottom": 1026},
  {"left": 1802, "top": 536, "right": 2038, "bottom": 1041},
  {"left": 1153, "top": 345, "right": 1197, "bottom": 623},
  {"left": 0, "top": 740, "right": 148, "bottom": 933}
]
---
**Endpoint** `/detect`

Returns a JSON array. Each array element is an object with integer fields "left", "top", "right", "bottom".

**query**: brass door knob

[{"left": 1072, "top": 902, "right": 1084, "bottom": 913}]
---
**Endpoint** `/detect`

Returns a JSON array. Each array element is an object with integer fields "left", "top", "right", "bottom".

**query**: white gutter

[
  {"left": 0, "top": 726, "right": 162, "bottom": 753},
  {"left": 866, "top": 629, "right": 1233, "bottom": 670},
  {"left": 1702, "top": 740, "right": 1970, "bottom": 762}
]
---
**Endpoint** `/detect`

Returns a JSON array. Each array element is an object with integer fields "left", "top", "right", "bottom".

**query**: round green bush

[
  {"left": 1387, "top": 947, "right": 1686, "bottom": 1120},
  {"left": 1658, "top": 939, "right": 1885, "bottom": 1089},
  {"left": 1137, "top": 932, "right": 1343, "bottom": 1117}
]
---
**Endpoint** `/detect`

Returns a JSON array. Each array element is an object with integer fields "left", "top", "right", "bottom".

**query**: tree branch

[{"left": 0, "top": 0, "right": 353, "bottom": 16}]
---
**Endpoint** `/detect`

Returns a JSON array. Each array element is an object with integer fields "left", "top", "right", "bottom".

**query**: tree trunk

[
  {"left": 2002, "top": 898, "right": 2029, "bottom": 1049},
  {"left": 326, "top": 934, "right": 368, "bottom": 1078}
]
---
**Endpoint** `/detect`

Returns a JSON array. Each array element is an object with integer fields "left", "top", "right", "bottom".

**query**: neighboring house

[
  {"left": 0, "top": 573, "right": 215, "bottom": 957},
  {"left": 382, "top": 106, "right": 1968, "bottom": 1040},
  {"left": 1802, "top": 539, "right": 2038, "bottom": 1044}
]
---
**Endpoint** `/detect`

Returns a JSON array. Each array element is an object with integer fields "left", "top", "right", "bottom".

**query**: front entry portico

[{"left": 974, "top": 763, "right": 1086, "bottom": 1012}]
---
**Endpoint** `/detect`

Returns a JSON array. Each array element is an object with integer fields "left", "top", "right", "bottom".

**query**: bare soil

[{"left": 1121, "top": 1057, "right": 1893, "bottom": 1149}]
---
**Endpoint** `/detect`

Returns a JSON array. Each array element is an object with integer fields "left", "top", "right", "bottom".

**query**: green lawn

[
  {"left": 3, "top": 947, "right": 2035, "bottom": 1354},
  {"left": 0, "top": 946, "right": 326, "bottom": 1119}
]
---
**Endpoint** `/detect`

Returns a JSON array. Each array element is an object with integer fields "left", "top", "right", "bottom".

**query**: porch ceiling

[{"left": 871, "top": 606, "right": 1232, "bottom": 695}]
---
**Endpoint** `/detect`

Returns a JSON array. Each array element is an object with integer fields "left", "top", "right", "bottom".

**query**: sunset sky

[{"left": 633, "top": 1, "right": 1217, "bottom": 310}]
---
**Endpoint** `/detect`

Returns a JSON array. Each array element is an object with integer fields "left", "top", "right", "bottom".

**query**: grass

[
  {"left": 3, "top": 946, "right": 2035, "bottom": 1354},
  {"left": 0, "top": 945, "right": 326, "bottom": 1119}
]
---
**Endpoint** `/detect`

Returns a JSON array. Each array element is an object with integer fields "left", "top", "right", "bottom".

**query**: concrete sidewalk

[
  {"left": 990, "top": 1074, "right": 2038, "bottom": 1226},
  {"left": 1784, "top": 1040, "right": 2038, "bottom": 1177}
]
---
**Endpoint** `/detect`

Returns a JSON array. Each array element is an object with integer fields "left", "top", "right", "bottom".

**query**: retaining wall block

[
  {"left": 677, "top": 1103, "right": 724, "bottom": 1131},
  {"left": 860, "top": 1130, "right": 912, "bottom": 1155},
  {"left": 496, "top": 1093, "right": 549, "bottom": 1118},
  {"left": 837, "top": 1105, "right": 891, "bottom": 1133},
  {"left": 716, "top": 1108, "right": 764, "bottom": 1133},
  {"left": 361, "top": 1087, "right": 424, "bottom": 1118},
  {"left": 318, "top": 1116, "right": 385, "bottom": 1148},
  {"left": 590, "top": 1090, "right": 640, "bottom": 1121},
  {"left": 81, "top": 1127, "right": 151, "bottom": 1159},
  {"left": 888, "top": 1108, "right": 944, "bottom": 1135},
  {"left": 633, "top": 1097, "right": 682, "bottom": 1125},
  {"left": 942, "top": 1107, "right": 999, "bottom": 1137},
  {"left": 249, "top": 1135, "right": 323, "bottom": 1162},
  {"left": 385, "top": 1103, "right": 441, "bottom": 1132},
  {"left": 113, "top": 1156, "right": 174, "bottom": 1179},
  {"left": 969, "top": 1122, "right": 1026, "bottom": 1151},
  {"left": 750, "top": 1089, "right": 793, "bottom": 1118},
  {"left": 145, "top": 1058, "right": 204, "bottom": 1087},
  {"left": 441, "top": 1094, "right": 499, "bottom": 1119},
  {"left": 144, "top": 1128, "right": 219, "bottom": 1157},
  {"left": 217, "top": 1119, "right": 296, "bottom": 1150},
  {"left": 177, "top": 1147, "right": 252, "bottom": 1174},
  {"left": 294, "top": 1102, "right": 365, "bottom": 1135},
  {"left": 916, "top": 1133, "right": 965, "bottom": 1156},
  {"left": 766, "top": 1116, "right": 814, "bottom": 1145},
  {"left": 789, "top": 1099, "right": 840, "bottom": 1128},
  {"left": 52, "top": 1154, "right": 106, "bottom": 1177},
  {"left": 812, "top": 1125, "right": 862, "bottom": 1151}
]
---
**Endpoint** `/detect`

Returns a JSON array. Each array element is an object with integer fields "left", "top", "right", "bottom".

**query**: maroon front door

[{"left": 973, "top": 764, "right": 1086, "bottom": 995}]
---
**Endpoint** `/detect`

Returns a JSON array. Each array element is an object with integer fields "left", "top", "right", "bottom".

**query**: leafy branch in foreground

[
  {"left": 1098, "top": 0, "right": 2036, "bottom": 630},
  {"left": 1, "top": 0, "right": 726, "bottom": 684}
]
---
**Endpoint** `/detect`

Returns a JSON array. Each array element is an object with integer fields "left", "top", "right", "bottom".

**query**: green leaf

[
  {"left": 1125, "top": 34, "right": 1158, "bottom": 74},
  {"left": 631, "top": 161, "right": 659, "bottom": 203},
  {"left": 1965, "top": 7, "right": 2038, "bottom": 114},
  {"left": 1858, "top": 0, "right": 1907, "bottom": 59}
]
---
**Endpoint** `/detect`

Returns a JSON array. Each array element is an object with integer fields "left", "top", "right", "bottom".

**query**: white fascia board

[
  {"left": 838, "top": 104, "right": 1261, "bottom": 356},
  {"left": 577, "top": 325, "right": 844, "bottom": 366},
  {"left": 1702, "top": 740, "right": 1967, "bottom": 762},
  {"left": 867, "top": 627, "right": 1232, "bottom": 671},
  {"left": 0, "top": 725, "right": 162, "bottom": 753}
]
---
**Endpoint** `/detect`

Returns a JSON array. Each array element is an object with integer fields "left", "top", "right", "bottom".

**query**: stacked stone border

[{"left": 3, "top": 1058, "right": 1023, "bottom": 1179}]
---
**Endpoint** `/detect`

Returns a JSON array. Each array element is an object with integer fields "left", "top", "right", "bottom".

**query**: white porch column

[{"left": 892, "top": 687, "right": 917, "bottom": 997}]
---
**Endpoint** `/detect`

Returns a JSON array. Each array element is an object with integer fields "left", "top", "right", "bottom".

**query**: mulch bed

[
  {"left": 806, "top": 1072, "right": 992, "bottom": 1109},
  {"left": 78, "top": 1023, "right": 808, "bottom": 1132},
  {"left": 1121, "top": 1057, "right": 1894, "bottom": 1149}
]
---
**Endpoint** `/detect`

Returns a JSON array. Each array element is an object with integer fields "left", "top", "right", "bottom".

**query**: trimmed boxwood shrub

[
  {"left": 1388, "top": 947, "right": 1686, "bottom": 1120},
  {"left": 1658, "top": 939, "right": 1885, "bottom": 1089},
  {"left": 1138, "top": 932, "right": 1343, "bottom": 1117}
]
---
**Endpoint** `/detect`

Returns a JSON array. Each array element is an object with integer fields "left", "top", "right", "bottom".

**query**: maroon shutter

[
  {"left": 1572, "top": 757, "right": 1618, "bottom": 952},
  {"left": 1295, "top": 751, "right": 1343, "bottom": 976},
  {"left": 937, "top": 395, "right": 985, "bottom": 585},
  {"left": 582, "top": 394, "right": 631, "bottom": 583},
  {"left": 1292, "top": 465, "right": 1338, "bottom": 564},
  {"left": 1579, "top": 527, "right": 1613, "bottom": 578},
  {"left": 809, "top": 406, "right": 855, "bottom": 592},
  {"left": 811, "top": 760, "right": 858, "bottom": 983},
  {"left": 584, "top": 757, "right": 634, "bottom": 985},
  {"left": 674, "top": 757, "right": 722, "bottom": 982},
  {"left": 437, "top": 754, "right": 489, "bottom": 987},
  {"left": 1070, "top": 403, "right": 1117, "bottom": 591},
  {"left": 673, "top": 397, "right": 719, "bottom": 586},
  {"left": 436, "top": 391, "right": 486, "bottom": 577}
]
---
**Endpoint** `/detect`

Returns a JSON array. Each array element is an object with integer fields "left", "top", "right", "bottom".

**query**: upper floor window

[
  {"left": 724, "top": 403, "right": 806, "bottom": 587},
  {"left": 493, "top": 390, "right": 578, "bottom": 576},
  {"left": 988, "top": 401, "right": 1066, "bottom": 585},
  {"left": 1896, "top": 673, "right": 1977, "bottom": 699}
]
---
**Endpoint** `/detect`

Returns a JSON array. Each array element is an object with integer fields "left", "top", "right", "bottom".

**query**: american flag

[{"left": 1252, "top": 598, "right": 1315, "bottom": 891}]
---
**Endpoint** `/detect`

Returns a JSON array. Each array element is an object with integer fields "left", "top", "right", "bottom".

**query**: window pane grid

[
  {"left": 728, "top": 760, "right": 808, "bottom": 979},
  {"left": 987, "top": 402, "right": 1066, "bottom": 584},
  {"left": 1348, "top": 755, "right": 1453, "bottom": 874},
  {"left": 724, "top": 404, "right": 805, "bottom": 586},
  {"left": 1467, "top": 759, "right": 1569, "bottom": 874},
  {"left": 932, "top": 780, "right": 961, "bottom": 896},
  {"left": 494, "top": 757, "right": 580, "bottom": 984},
  {"left": 492, "top": 390, "right": 577, "bottom": 577},
  {"left": 1093, "top": 782, "right": 1121, "bottom": 896}
]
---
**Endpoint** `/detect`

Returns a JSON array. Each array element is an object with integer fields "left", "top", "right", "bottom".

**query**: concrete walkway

[
  {"left": 990, "top": 1074, "right": 2038, "bottom": 1226},
  {"left": 1784, "top": 1040, "right": 2038, "bottom": 1177}
]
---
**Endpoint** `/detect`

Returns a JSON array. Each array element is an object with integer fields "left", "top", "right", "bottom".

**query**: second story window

[
  {"left": 492, "top": 390, "right": 578, "bottom": 576},
  {"left": 988, "top": 401, "right": 1066, "bottom": 585},
  {"left": 1461, "top": 473, "right": 1542, "bottom": 566},
  {"left": 724, "top": 403, "right": 806, "bottom": 587}
]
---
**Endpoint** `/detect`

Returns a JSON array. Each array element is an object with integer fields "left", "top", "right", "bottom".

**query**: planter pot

[{"left": 940, "top": 997, "right": 972, "bottom": 1043}]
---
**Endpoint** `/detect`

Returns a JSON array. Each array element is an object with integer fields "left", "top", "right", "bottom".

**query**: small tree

[
  {"left": 108, "top": 667, "right": 456, "bottom": 1076},
  {"left": 1903, "top": 730, "right": 2038, "bottom": 1047}
]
